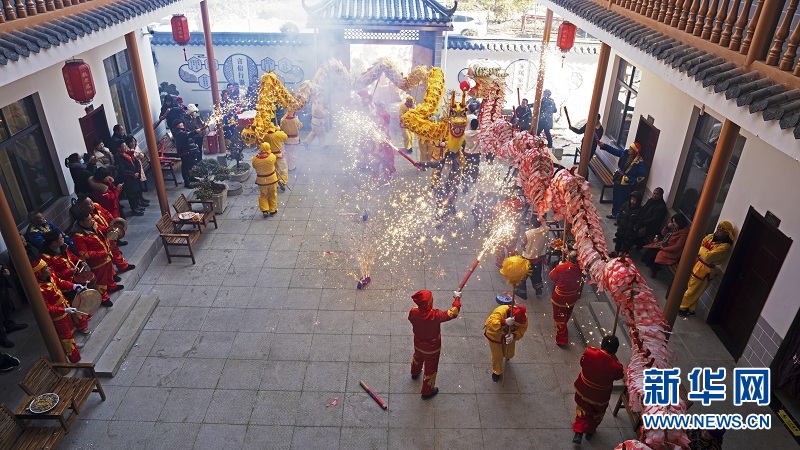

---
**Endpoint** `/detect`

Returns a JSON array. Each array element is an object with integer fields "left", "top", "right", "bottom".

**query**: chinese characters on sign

[{"left": 643, "top": 367, "right": 770, "bottom": 406}]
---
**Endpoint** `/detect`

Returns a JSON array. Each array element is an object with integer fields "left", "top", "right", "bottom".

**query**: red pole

[{"left": 457, "top": 258, "right": 481, "bottom": 291}]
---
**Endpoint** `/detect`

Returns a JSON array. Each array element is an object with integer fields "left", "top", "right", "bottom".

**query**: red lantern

[
  {"left": 171, "top": 14, "right": 191, "bottom": 45},
  {"left": 556, "top": 21, "right": 577, "bottom": 53},
  {"left": 62, "top": 59, "right": 95, "bottom": 105}
]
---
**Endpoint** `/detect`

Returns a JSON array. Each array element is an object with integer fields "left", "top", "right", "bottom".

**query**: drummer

[
  {"left": 75, "top": 195, "right": 135, "bottom": 276},
  {"left": 40, "top": 231, "right": 88, "bottom": 303},
  {"left": 33, "top": 258, "right": 89, "bottom": 363},
  {"left": 72, "top": 211, "right": 119, "bottom": 308}
]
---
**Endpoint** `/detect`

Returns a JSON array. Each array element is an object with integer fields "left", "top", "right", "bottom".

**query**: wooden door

[
  {"left": 78, "top": 105, "right": 111, "bottom": 154},
  {"left": 633, "top": 115, "right": 659, "bottom": 189},
  {"left": 709, "top": 206, "right": 793, "bottom": 360}
]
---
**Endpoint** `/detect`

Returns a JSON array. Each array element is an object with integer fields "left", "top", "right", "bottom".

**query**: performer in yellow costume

[
  {"left": 280, "top": 109, "right": 303, "bottom": 172},
  {"left": 253, "top": 142, "right": 279, "bottom": 217},
  {"left": 483, "top": 304, "right": 528, "bottom": 382},
  {"left": 679, "top": 221, "right": 735, "bottom": 316},
  {"left": 399, "top": 96, "right": 416, "bottom": 154},
  {"left": 263, "top": 129, "right": 289, "bottom": 192},
  {"left": 304, "top": 101, "right": 328, "bottom": 147}
]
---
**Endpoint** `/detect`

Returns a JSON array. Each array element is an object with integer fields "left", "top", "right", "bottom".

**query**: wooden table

[
  {"left": 15, "top": 394, "right": 74, "bottom": 432},
  {"left": 173, "top": 214, "right": 204, "bottom": 233}
]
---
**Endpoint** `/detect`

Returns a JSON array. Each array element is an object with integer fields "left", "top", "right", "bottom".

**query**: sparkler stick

[
  {"left": 359, "top": 380, "right": 388, "bottom": 410},
  {"left": 457, "top": 257, "right": 481, "bottom": 291},
  {"left": 564, "top": 105, "right": 572, "bottom": 128},
  {"left": 387, "top": 141, "right": 424, "bottom": 170}
]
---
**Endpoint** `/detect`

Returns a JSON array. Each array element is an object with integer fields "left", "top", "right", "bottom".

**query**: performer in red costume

[
  {"left": 76, "top": 195, "right": 134, "bottom": 274},
  {"left": 549, "top": 251, "right": 583, "bottom": 345},
  {"left": 72, "top": 211, "right": 119, "bottom": 307},
  {"left": 572, "top": 335, "right": 624, "bottom": 444},
  {"left": 408, "top": 289, "right": 462, "bottom": 399},
  {"left": 40, "top": 231, "right": 85, "bottom": 303},
  {"left": 33, "top": 259, "right": 89, "bottom": 362}
]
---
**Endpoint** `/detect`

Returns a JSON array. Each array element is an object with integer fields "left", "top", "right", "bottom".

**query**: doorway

[
  {"left": 708, "top": 206, "right": 793, "bottom": 360},
  {"left": 78, "top": 105, "right": 111, "bottom": 154},
  {"left": 633, "top": 115, "right": 659, "bottom": 192}
]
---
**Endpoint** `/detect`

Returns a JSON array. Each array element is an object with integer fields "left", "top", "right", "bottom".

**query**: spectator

[
  {"left": 514, "top": 98, "right": 532, "bottom": 131},
  {"left": 462, "top": 118, "right": 481, "bottom": 189},
  {"left": 25, "top": 212, "right": 73, "bottom": 252},
  {"left": 124, "top": 135, "right": 151, "bottom": 197},
  {"left": 183, "top": 104, "right": 206, "bottom": 151},
  {"left": 0, "top": 351, "right": 20, "bottom": 372},
  {"left": 113, "top": 140, "right": 145, "bottom": 216},
  {"left": 641, "top": 213, "right": 689, "bottom": 278},
  {"left": 88, "top": 166, "right": 123, "bottom": 219},
  {"left": 0, "top": 263, "right": 28, "bottom": 348},
  {"left": 111, "top": 124, "right": 127, "bottom": 145},
  {"left": 569, "top": 114, "right": 604, "bottom": 164},
  {"left": 611, "top": 191, "right": 642, "bottom": 257},
  {"left": 160, "top": 95, "right": 184, "bottom": 132},
  {"left": 172, "top": 119, "right": 205, "bottom": 188},
  {"left": 536, "top": 89, "right": 558, "bottom": 148},
  {"left": 89, "top": 138, "right": 115, "bottom": 168},
  {"left": 636, "top": 187, "right": 668, "bottom": 248},
  {"left": 65, "top": 153, "right": 94, "bottom": 196},
  {"left": 598, "top": 141, "right": 647, "bottom": 218}
]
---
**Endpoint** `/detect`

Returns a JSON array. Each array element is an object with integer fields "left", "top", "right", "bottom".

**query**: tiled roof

[
  {"left": 0, "top": 0, "right": 179, "bottom": 66},
  {"left": 548, "top": 0, "right": 800, "bottom": 140},
  {"left": 447, "top": 36, "right": 601, "bottom": 54},
  {"left": 303, "top": 0, "right": 456, "bottom": 29},
  {"left": 150, "top": 32, "right": 314, "bottom": 47}
]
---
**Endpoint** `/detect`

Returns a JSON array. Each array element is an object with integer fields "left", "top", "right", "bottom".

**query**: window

[
  {"left": 105, "top": 50, "right": 142, "bottom": 134},
  {"left": 607, "top": 59, "right": 641, "bottom": 145},
  {"left": 674, "top": 113, "right": 745, "bottom": 234},
  {"left": 0, "top": 96, "right": 61, "bottom": 224}
]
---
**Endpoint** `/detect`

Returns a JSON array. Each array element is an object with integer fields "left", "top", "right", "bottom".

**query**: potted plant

[
  {"left": 227, "top": 142, "right": 252, "bottom": 182},
  {"left": 190, "top": 158, "right": 231, "bottom": 213}
]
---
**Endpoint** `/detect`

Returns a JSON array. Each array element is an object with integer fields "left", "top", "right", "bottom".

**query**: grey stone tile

[
  {"left": 435, "top": 428, "right": 484, "bottom": 449},
  {"left": 113, "top": 386, "right": 168, "bottom": 421},
  {"left": 128, "top": 329, "right": 161, "bottom": 358},
  {"left": 314, "top": 310, "right": 355, "bottom": 334},
  {"left": 144, "top": 306, "right": 174, "bottom": 330},
  {"left": 309, "top": 334, "right": 352, "bottom": 362},
  {"left": 214, "top": 286, "right": 256, "bottom": 308},
  {"left": 303, "top": 362, "right": 349, "bottom": 392},
  {"left": 250, "top": 390, "right": 302, "bottom": 425},
  {"left": 435, "top": 363, "right": 476, "bottom": 394},
  {"left": 163, "top": 306, "right": 209, "bottom": 331},
  {"left": 201, "top": 307, "right": 246, "bottom": 332},
  {"left": 275, "top": 220, "right": 307, "bottom": 235},
  {"left": 290, "top": 426, "right": 340, "bottom": 450},
  {"left": 132, "top": 356, "right": 184, "bottom": 388},
  {"left": 433, "top": 394, "right": 481, "bottom": 428},
  {"left": 388, "top": 427, "right": 435, "bottom": 449},
  {"left": 194, "top": 423, "right": 247, "bottom": 450},
  {"left": 218, "top": 359, "right": 266, "bottom": 390},
  {"left": 275, "top": 309, "right": 318, "bottom": 333},
  {"left": 158, "top": 387, "right": 213, "bottom": 423},
  {"left": 203, "top": 389, "right": 257, "bottom": 424},
  {"left": 319, "top": 290, "right": 357, "bottom": 311},
  {"left": 75, "top": 384, "right": 128, "bottom": 420},
  {"left": 350, "top": 335, "right": 390, "bottom": 362},
  {"left": 224, "top": 264, "right": 263, "bottom": 286},
  {"left": 352, "top": 310, "right": 391, "bottom": 335},
  {"left": 189, "top": 330, "right": 236, "bottom": 359},
  {"left": 173, "top": 358, "right": 225, "bottom": 388},
  {"left": 105, "top": 420, "right": 157, "bottom": 449},
  {"left": 281, "top": 287, "right": 323, "bottom": 310},
  {"left": 263, "top": 249, "right": 299, "bottom": 269},
  {"left": 387, "top": 393, "right": 436, "bottom": 428},
  {"left": 146, "top": 422, "right": 201, "bottom": 449},
  {"left": 256, "top": 268, "right": 294, "bottom": 287},
  {"left": 243, "top": 425, "right": 294, "bottom": 450},
  {"left": 228, "top": 332, "right": 272, "bottom": 360},
  {"left": 150, "top": 330, "right": 200, "bottom": 358},
  {"left": 296, "top": 391, "right": 345, "bottom": 426},
  {"left": 261, "top": 361, "right": 307, "bottom": 391},
  {"left": 268, "top": 333, "right": 313, "bottom": 361},
  {"left": 106, "top": 355, "right": 146, "bottom": 387},
  {"left": 340, "top": 427, "right": 388, "bottom": 448},
  {"left": 58, "top": 419, "right": 110, "bottom": 448},
  {"left": 238, "top": 308, "right": 280, "bottom": 332},
  {"left": 290, "top": 268, "right": 328, "bottom": 288},
  {"left": 345, "top": 362, "right": 390, "bottom": 395},
  {"left": 178, "top": 285, "right": 221, "bottom": 307}
]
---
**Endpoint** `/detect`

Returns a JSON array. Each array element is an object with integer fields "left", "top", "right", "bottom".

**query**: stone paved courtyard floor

[{"left": 9, "top": 136, "right": 795, "bottom": 449}]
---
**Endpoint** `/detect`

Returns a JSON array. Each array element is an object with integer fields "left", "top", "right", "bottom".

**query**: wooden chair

[
  {"left": 156, "top": 214, "right": 200, "bottom": 264},
  {"left": 172, "top": 194, "right": 217, "bottom": 233},
  {"left": 588, "top": 155, "right": 615, "bottom": 204},
  {"left": 158, "top": 134, "right": 182, "bottom": 187},
  {"left": 19, "top": 358, "right": 106, "bottom": 413},
  {"left": 0, "top": 404, "right": 64, "bottom": 450}
]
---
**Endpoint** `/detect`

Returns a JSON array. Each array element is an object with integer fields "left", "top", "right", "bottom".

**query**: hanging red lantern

[
  {"left": 556, "top": 21, "right": 577, "bottom": 53},
  {"left": 171, "top": 14, "right": 191, "bottom": 60},
  {"left": 62, "top": 59, "right": 95, "bottom": 105}
]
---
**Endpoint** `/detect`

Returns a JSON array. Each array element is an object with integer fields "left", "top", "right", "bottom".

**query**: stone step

[
  {"left": 96, "top": 295, "right": 159, "bottom": 377},
  {"left": 79, "top": 291, "right": 141, "bottom": 364},
  {"left": 588, "top": 301, "right": 632, "bottom": 368},
  {"left": 570, "top": 302, "right": 604, "bottom": 348}
]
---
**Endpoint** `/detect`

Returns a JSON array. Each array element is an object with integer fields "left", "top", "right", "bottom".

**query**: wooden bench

[
  {"left": 588, "top": 155, "right": 615, "bottom": 204},
  {"left": 156, "top": 214, "right": 200, "bottom": 264},
  {"left": 0, "top": 404, "right": 64, "bottom": 450},
  {"left": 19, "top": 358, "right": 106, "bottom": 412},
  {"left": 613, "top": 384, "right": 693, "bottom": 431},
  {"left": 172, "top": 194, "right": 217, "bottom": 233}
]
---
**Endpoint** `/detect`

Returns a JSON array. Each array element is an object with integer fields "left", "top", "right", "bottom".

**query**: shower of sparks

[{"left": 204, "top": 91, "right": 260, "bottom": 128}]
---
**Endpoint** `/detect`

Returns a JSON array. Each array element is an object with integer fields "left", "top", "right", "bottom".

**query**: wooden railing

[
  {"left": 609, "top": 0, "right": 800, "bottom": 78},
  {"left": 0, "top": 0, "right": 89, "bottom": 24}
]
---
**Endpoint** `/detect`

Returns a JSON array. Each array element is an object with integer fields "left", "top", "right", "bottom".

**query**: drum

[
  {"left": 73, "top": 269, "right": 95, "bottom": 285},
  {"left": 73, "top": 289, "right": 102, "bottom": 313}
]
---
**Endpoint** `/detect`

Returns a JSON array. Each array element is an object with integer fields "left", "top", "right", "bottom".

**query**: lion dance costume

[
  {"left": 253, "top": 142, "right": 279, "bottom": 216},
  {"left": 483, "top": 305, "right": 528, "bottom": 378}
]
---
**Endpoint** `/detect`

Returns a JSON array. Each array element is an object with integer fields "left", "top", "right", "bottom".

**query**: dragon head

[
  {"left": 448, "top": 91, "right": 468, "bottom": 140},
  {"left": 241, "top": 127, "right": 258, "bottom": 146}
]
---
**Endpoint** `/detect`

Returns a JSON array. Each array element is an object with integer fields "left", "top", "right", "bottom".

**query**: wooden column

[
  {"left": 530, "top": 9, "right": 554, "bottom": 135},
  {"left": 0, "top": 191, "right": 65, "bottom": 363},
  {"left": 578, "top": 43, "right": 611, "bottom": 178},
  {"left": 200, "top": 0, "right": 224, "bottom": 154},
  {"left": 743, "top": 0, "right": 783, "bottom": 67},
  {"left": 125, "top": 32, "right": 169, "bottom": 216},
  {"left": 664, "top": 119, "right": 740, "bottom": 330}
]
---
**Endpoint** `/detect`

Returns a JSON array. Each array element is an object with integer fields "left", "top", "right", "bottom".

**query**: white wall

[
  {"left": 611, "top": 59, "right": 799, "bottom": 338},
  {"left": 151, "top": 43, "right": 316, "bottom": 110}
]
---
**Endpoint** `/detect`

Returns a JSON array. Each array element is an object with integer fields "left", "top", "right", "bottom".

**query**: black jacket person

[{"left": 172, "top": 119, "right": 204, "bottom": 188}]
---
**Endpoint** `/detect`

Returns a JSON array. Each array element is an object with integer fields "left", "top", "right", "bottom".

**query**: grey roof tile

[{"left": 303, "top": 0, "right": 456, "bottom": 28}]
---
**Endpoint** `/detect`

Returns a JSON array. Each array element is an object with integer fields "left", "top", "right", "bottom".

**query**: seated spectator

[
  {"left": 88, "top": 166, "right": 122, "bottom": 219},
  {"left": 65, "top": 153, "right": 94, "bottom": 196},
  {"left": 636, "top": 187, "right": 667, "bottom": 248},
  {"left": 89, "top": 138, "right": 115, "bottom": 168},
  {"left": 611, "top": 191, "right": 642, "bottom": 257},
  {"left": 641, "top": 214, "right": 689, "bottom": 278},
  {"left": 25, "top": 212, "right": 73, "bottom": 253}
]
